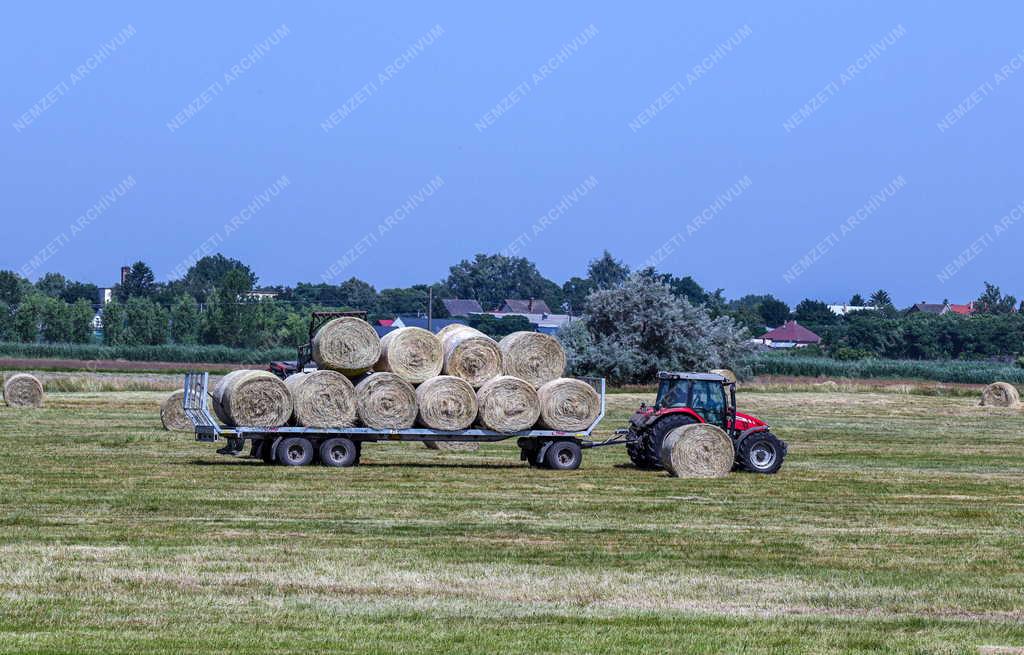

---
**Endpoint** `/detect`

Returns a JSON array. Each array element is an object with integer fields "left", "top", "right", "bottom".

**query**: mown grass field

[{"left": 1, "top": 387, "right": 1023, "bottom": 654}]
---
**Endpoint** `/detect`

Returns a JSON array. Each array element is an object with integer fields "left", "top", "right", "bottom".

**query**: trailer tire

[
  {"left": 277, "top": 437, "right": 314, "bottom": 467},
  {"left": 544, "top": 440, "right": 582, "bottom": 471},
  {"left": 736, "top": 431, "right": 787, "bottom": 474},
  {"left": 627, "top": 414, "right": 696, "bottom": 470},
  {"left": 319, "top": 437, "right": 358, "bottom": 468}
]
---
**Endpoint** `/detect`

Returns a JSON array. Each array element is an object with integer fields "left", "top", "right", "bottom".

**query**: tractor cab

[{"left": 654, "top": 372, "right": 735, "bottom": 432}]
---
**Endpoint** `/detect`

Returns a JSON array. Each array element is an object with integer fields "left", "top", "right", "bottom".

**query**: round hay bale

[
  {"left": 3, "top": 373, "right": 44, "bottom": 408},
  {"left": 212, "top": 369, "right": 291, "bottom": 427},
  {"left": 440, "top": 325, "right": 503, "bottom": 388},
  {"left": 283, "top": 370, "right": 357, "bottom": 428},
  {"left": 660, "top": 423, "right": 734, "bottom": 478},
  {"left": 436, "top": 322, "right": 471, "bottom": 342},
  {"left": 476, "top": 375, "right": 541, "bottom": 433},
  {"left": 980, "top": 382, "right": 1021, "bottom": 407},
  {"left": 355, "top": 372, "right": 417, "bottom": 429},
  {"left": 160, "top": 390, "right": 192, "bottom": 431},
  {"left": 709, "top": 368, "right": 737, "bottom": 383},
  {"left": 312, "top": 317, "right": 381, "bottom": 376},
  {"left": 536, "top": 378, "right": 601, "bottom": 431},
  {"left": 499, "top": 331, "right": 566, "bottom": 388},
  {"left": 374, "top": 327, "right": 443, "bottom": 384},
  {"left": 416, "top": 375, "right": 478, "bottom": 431}
]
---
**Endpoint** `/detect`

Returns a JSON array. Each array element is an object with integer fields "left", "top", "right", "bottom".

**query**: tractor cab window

[
  {"left": 655, "top": 380, "right": 690, "bottom": 409},
  {"left": 690, "top": 380, "right": 726, "bottom": 425}
]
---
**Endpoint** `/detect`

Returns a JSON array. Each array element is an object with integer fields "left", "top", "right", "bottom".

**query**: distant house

[
  {"left": 907, "top": 302, "right": 949, "bottom": 315},
  {"left": 246, "top": 287, "right": 279, "bottom": 301},
  {"left": 755, "top": 320, "right": 821, "bottom": 348},
  {"left": 497, "top": 299, "right": 552, "bottom": 314},
  {"left": 489, "top": 312, "right": 571, "bottom": 334},
  {"left": 442, "top": 298, "right": 483, "bottom": 317},
  {"left": 392, "top": 316, "right": 468, "bottom": 333},
  {"left": 98, "top": 288, "right": 113, "bottom": 305},
  {"left": 827, "top": 304, "right": 878, "bottom": 317},
  {"left": 91, "top": 308, "right": 104, "bottom": 334},
  {"left": 948, "top": 302, "right": 975, "bottom": 316},
  {"left": 378, "top": 319, "right": 394, "bottom": 327}
]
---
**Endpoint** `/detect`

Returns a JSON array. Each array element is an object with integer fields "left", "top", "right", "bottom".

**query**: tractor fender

[{"left": 736, "top": 425, "right": 770, "bottom": 442}]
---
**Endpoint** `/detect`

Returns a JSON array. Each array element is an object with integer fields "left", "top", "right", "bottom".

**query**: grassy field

[{"left": 1, "top": 388, "right": 1023, "bottom": 654}]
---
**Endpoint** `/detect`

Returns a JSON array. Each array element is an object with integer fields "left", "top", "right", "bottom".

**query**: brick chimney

[{"left": 120, "top": 266, "right": 131, "bottom": 284}]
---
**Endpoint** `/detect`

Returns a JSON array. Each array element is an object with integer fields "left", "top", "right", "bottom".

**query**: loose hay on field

[{"left": 284, "top": 370, "right": 357, "bottom": 428}]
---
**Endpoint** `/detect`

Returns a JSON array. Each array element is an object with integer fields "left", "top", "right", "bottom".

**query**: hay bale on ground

[
  {"left": 374, "top": 327, "right": 443, "bottom": 384},
  {"left": 212, "top": 369, "right": 291, "bottom": 427},
  {"left": 498, "top": 331, "right": 566, "bottom": 388},
  {"left": 440, "top": 325, "right": 503, "bottom": 388},
  {"left": 980, "top": 382, "right": 1020, "bottom": 407},
  {"left": 160, "top": 390, "right": 192, "bottom": 431},
  {"left": 476, "top": 375, "right": 540, "bottom": 433},
  {"left": 709, "top": 368, "right": 737, "bottom": 383},
  {"left": 660, "top": 423, "right": 734, "bottom": 478},
  {"left": 3, "top": 373, "right": 44, "bottom": 408},
  {"left": 536, "top": 378, "right": 601, "bottom": 431},
  {"left": 355, "top": 372, "right": 417, "bottom": 429},
  {"left": 312, "top": 316, "right": 381, "bottom": 376},
  {"left": 284, "top": 370, "right": 357, "bottom": 428}
]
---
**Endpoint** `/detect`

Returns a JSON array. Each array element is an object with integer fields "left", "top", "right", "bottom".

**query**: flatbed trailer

[{"left": 183, "top": 372, "right": 623, "bottom": 470}]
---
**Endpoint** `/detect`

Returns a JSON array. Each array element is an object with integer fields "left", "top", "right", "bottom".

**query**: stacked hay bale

[
  {"left": 499, "top": 331, "right": 566, "bottom": 388},
  {"left": 313, "top": 317, "right": 381, "bottom": 376},
  {"left": 476, "top": 375, "right": 541, "bottom": 432},
  {"left": 3, "top": 373, "right": 44, "bottom": 408},
  {"left": 417, "top": 375, "right": 480, "bottom": 451},
  {"left": 284, "top": 370, "right": 357, "bottom": 428},
  {"left": 212, "top": 370, "right": 292, "bottom": 427},
  {"left": 536, "top": 378, "right": 601, "bottom": 431},
  {"left": 980, "top": 382, "right": 1021, "bottom": 408},
  {"left": 160, "top": 390, "right": 192, "bottom": 431},
  {"left": 438, "top": 325, "right": 503, "bottom": 388},
  {"left": 375, "top": 327, "right": 443, "bottom": 383},
  {"left": 660, "top": 423, "right": 734, "bottom": 478},
  {"left": 355, "top": 372, "right": 417, "bottom": 429}
]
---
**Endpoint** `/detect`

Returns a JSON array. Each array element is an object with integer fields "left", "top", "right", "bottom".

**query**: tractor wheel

[
  {"left": 736, "top": 431, "right": 787, "bottom": 474},
  {"left": 627, "top": 415, "right": 696, "bottom": 470}
]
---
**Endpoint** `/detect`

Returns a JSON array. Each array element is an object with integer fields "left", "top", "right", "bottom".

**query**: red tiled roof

[
  {"left": 948, "top": 303, "right": 974, "bottom": 315},
  {"left": 378, "top": 319, "right": 394, "bottom": 326},
  {"left": 761, "top": 320, "right": 821, "bottom": 343}
]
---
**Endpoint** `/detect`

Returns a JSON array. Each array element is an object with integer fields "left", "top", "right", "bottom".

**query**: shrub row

[
  {"left": 0, "top": 341, "right": 294, "bottom": 364},
  {"left": 742, "top": 354, "right": 1024, "bottom": 384}
]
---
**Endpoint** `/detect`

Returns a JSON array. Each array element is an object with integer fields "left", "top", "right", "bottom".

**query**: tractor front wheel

[
  {"left": 736, "top": 431, "right": 787, "bottom": 474},
  {"left": 627, "top": 415, "right": 696, "bottom": 470}
]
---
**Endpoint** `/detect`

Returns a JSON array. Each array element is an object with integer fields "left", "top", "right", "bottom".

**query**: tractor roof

[{"left": 657, "top": 371, "right": 727, "bottom": 381}]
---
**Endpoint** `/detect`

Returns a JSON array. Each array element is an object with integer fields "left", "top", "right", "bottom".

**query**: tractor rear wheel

[
  {"left": 736, "top": 431, "right": 786, "bottom": 474},
  {"left": 627, "top": 414, "right": 696, "bottom": 470}
]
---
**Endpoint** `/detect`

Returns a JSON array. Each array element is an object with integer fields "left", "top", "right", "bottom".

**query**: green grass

[
  {"left": 0, "top": 341, "right": 294, "bottom": 364},
  {"left": 743, "top": 353, "right": 1024, "bottom": 384},
  {"left": 1, "top": 390, "right": 1022, "bottom": 653}
]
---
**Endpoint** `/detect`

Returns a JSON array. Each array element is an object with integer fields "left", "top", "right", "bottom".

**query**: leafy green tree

[
  {"left": 0, "top": 270, "right": 28, "bottom": 307},
  {"left": 119, "top": 261, "right": 157, "bottom": 300},
  {"left": 62, "top": 280, "right": 100, "bottom": 305},
  {"left": 850, "top": 293, "right": 866, "bottom": 306},
  {"left": 337, "top": 277, "right": 378, "bottom": 312},
  {"left": 124, "top": 297, "right": 168, "bottom": 345},
  {"left": 445, "top": 253, "right": 558, "bottom": 310},
  {"left": 793, "top": 299, "right": 836, "bottom": 326},
  {"left": 561, "top": 276, "right": 595, "bottom": 315},
  {"left": 35, "top": 272, "right": 67, "bottom": 298},
  {"left": 869, "top": 289, "right": 892, "bottom": 308},
  {"left": 170, "top": 295, "right": 201, "bottom": 344},
  {"left": 467, "top": 314, "right": 533, "bottom": 339},
  {"left": 12, "top": 294, "right": 46, "bottom": 342},
  {"left": 183, "top": 254, "right": 257, "bottom": 303},
  {"left": 102, "top": 300, "right": 128, "bottom": 346},
  {"left": 974, "top": 282, "right": 1016, "bottom": 315},
  {"left": 68, "top": 299, "right": 96, "bottom": 343},
  {"left": 759, "top": 297, "right": 791, "bottom": 327},
  {"left": 587, "top": 250, "right": 630, "bottom": 290}
]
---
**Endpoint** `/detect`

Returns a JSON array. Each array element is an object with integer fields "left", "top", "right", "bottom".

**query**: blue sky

[{"left": 2, "top": 1, "right": 1022, "bottom": 307}]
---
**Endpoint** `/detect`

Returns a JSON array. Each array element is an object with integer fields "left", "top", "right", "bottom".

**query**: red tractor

[{"left": 626, "top": 371, "right": 787, "bottom": 474}]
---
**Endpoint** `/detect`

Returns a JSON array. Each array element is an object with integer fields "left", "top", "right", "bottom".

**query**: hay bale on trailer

[
  {"left": 3, "top": 373, "right": 44, "bottom": 408},
  {"left": 160, "top": 390, "right": 192, "bottom": 431},
  {"left": 212, "top": 370, "right": 292, "bottom": 427},
  {"left": 374, "top": 327, "right": 443, "bottom": 384},
  {"left": 476, "top": 375, "right": 540, "bottom": 433},
  {"left": 417, "top": 375, "right": 481, "bottom": 451},
  {"left": 439, "top": 325, "right": 503, "bottom": 388},
  {"left": 283, "top": 370, "right": 358, "bottom": 428},
  {"left": 355, "top": 372, "right": 417, "bottom": 429},
  {"left": 312, "top": 316, "right": 381, "bottom": 376},
  {"left": 660, "top": 423, "right": 734, "bottom": 478},
  {"left": 536, "top": 378, "right": 600, "bottom": 431},
  {"left": 980, "top": 382, "right": 1020, "bottom": 407},
  {"left": 498, "top": 331, "right": 566, "bottom": 388}
]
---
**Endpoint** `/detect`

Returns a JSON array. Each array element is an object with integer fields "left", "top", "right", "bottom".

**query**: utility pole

[{"left": 427, "top": 287, "right": 433, "bottom": 332}]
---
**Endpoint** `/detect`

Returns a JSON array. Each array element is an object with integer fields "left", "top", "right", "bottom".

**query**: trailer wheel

[
  {"left": 277, "top": 437, "right": 314, "bottom": 466},
  {"left": 544, "top": 441, "right": 582, "bottom": 471},
  {"left": 319, "top": 437, "right": 358, "bottom": 468}
]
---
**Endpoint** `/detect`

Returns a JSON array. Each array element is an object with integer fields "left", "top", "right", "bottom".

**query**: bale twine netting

[
  {"left": 374, "top": 327, "right": 443, "bottom": 384},
  {"left": 355, "top": 372, "right": 417, "bottom": 430},
  {"left": 212, "top": 369, "right": 292, "bottom": 427},
  {"left": 3, "top": 373, "right": 44, "bottom": 408},
  {"left": 980, "top": 382, "right": 1021, "bottom": 408},
  {"left": 417, "top": 375, "right": 480, "bottom": 451},
  {"left": 440, "top": 325, "right": 503, "bottom": 388},
  {"left": 312, "top": 317, "right": 381, "bottom": 376},
  {"left": 160, "top": 390, "right": 192, "bottom": 431},
  {"left": 536, "top": 378, "right": 601, "bottom": 431},
  {"left": 660, "top": 423, "right": 734, "bottom": 478},
  {"left": 709, "top": 368, "right": 737, "bottom": 384},
  {"left": 284, "top": 370, "right": 357, "bottom": 428},
  {"left": 476, "top": 375, "right": 541, "bottom": 433},
  {"left": 499, "top": 331, "right": 566, "bottom": 388}
]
